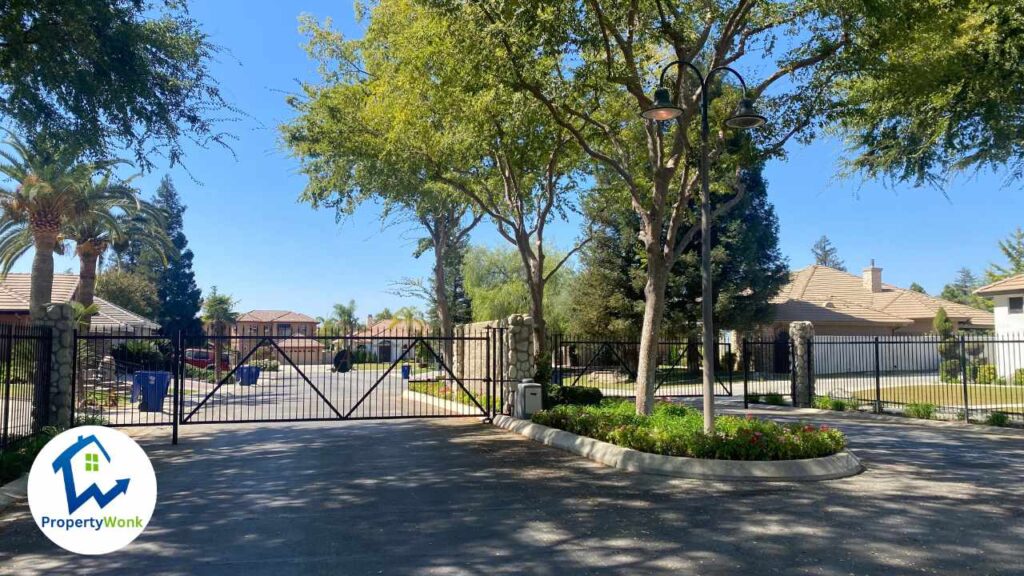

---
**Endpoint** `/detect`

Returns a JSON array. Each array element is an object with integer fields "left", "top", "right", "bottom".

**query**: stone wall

[
  {"left": 452, "top": 315, "right": 535, "bottom": 384},
  {"left": 34, "top": 303, "right": 74, "bottom": 428}
]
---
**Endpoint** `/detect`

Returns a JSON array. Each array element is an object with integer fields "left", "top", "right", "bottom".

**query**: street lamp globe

[
  {"left": 641, "top": 87, "right": 684, "bottom": 121},
  {"left": 724, "top": 98, "right": 766, "bottom": 129}
]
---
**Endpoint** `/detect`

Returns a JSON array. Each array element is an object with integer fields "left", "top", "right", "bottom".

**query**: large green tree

[
  {"left": 986, "top": 227, "right": 1024, "bottom": 282},
  {"left": 838, "top": 1, "right": 1024, "bottom": 186},
  {"left": 286, "top": 5, "right": 586, "bottom": 375},
  {"left": 0, "top": 0, "right": 234, "bottom": 170},
  {"left": 283, "top": 15, "right": 482, "bottom": 362},
  {"left": 569, "top": 165, "right": 787, "bottom": 339},
  {"left": 0, "top": 134, "right": 116, "bottom": 319},
  {"left": 811, "top": 235, "right": 845, "bottom": 271},
  {"left": 940, "top": 267, "right": 992, "bottom": 311},
  {"left": 95, "top": 268, "right": 159, "bottom": 318}
]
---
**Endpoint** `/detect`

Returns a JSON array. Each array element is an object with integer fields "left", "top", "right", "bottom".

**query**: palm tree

[
  {"left": 331, "top": 300, "right": 359, "bottom": 335},
  {"left": 0, "top": 134, "right": 117, "bottom": 320},
  {"left": 202, "top": 286, "right": 239, "bottom": 382},
  {"left": 63, "top": 176, "right": 172, "bottom": 328}
]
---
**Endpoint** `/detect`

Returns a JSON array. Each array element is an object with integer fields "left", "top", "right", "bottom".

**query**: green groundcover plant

[{"left": 531, "top": 399, "right": 846, "bottom": 461}]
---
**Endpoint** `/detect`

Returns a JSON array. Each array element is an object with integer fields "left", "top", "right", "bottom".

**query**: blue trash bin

[
  {"left": 236, "top": 366, "right": 261, "bottom": 386},
  {"left": 401, "top": 364, "right": 411, "bottom": 380},
  {"left": 133, "top": 371, "right": 171, "bottom": 412}
]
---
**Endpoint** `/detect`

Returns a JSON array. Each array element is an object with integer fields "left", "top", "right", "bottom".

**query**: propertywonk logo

[{"left": 28, "top": 426, "right": 157, "bottom": 555}]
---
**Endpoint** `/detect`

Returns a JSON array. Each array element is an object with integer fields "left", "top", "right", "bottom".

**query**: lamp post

[{"left": 642, "top": 61, "right": 766, "bottom": 433}]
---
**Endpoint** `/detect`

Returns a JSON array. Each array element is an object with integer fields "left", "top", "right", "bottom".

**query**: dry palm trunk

[{"left": 29, "top": 220, "right": 60, "bottom": 321}]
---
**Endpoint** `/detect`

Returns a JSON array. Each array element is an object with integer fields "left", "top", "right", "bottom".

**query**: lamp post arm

[{"left": 707, "top": 65, "right": 752, "bottom": 99}]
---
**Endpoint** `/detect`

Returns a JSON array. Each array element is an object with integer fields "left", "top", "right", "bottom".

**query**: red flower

[
  {"left": 745, "top": 413, "right": 754, "bottom": 420},
  {"left": 819, "top": 424, "right": 829, "bottom": 431}
]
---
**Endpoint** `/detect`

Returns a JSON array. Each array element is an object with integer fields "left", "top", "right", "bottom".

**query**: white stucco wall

[{"left": 991, "top": 294, "right": 1024, "bottom": 336}]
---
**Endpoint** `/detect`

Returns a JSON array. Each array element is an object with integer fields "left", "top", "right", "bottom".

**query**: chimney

[
  {"left": 367, "top": 314, "right": 374, "bottom": 326},
  {"left": 863, "top": 260, "right": 882, "bottom": 293}
]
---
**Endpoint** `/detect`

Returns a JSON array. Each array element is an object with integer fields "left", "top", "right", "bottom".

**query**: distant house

[
  {"left": 764, "top": 263, "right": 994, "bottom": 337},
  {"left": 0, "top": 273, "right": 159, "bottom": 333},
  {"left": 974, "top": 275, "right": 1024, "bottom": 336},
  {"left": 231, "top": 310, "right": 323, "bottom": 365},
  {"left": 350, "top": 316, "right": 429, "bottom": 363}
]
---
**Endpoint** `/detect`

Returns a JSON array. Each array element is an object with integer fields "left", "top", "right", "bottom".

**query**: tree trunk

[
  {"left": 432, "top": 238, "right": 453, "bottom": 366},
  {"left": 213, "top": 322, "right": 224, "bottom": 384},
  {"left": 77, "top": 247, "right": 100, "bottom": 331},
  {"left": 29, "top": 230, "right": 58, "bottom": 322},
  {"left": 527, "top": 274, "right": 546, "bottom": 381},
  {"left": 635, "top": 255, "right": 669, "bottom": 415}
]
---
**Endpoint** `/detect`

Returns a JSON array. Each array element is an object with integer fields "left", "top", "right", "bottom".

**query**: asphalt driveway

[{"left": 1, "top": 410, "right": 1022, "bottom": 575}]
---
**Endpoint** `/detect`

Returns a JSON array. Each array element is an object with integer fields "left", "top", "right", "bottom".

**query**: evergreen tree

[
  {"left": 940, "top": 267, "right": 991, "bottom": 311},
  {"left": 568, "top": 165, "right": 788, "bottom": 338},
  {"left": 811, "top": 235, "right": 846, "bottom": 271},
  {"left": 151, "top": 176, "right": 203, "bottom": 335},
  {"left": 909, "top": 282, "right": 927, "bottom": 294},
  {"left": 987, "top": 227, "right": 1024, "bottom": 282}
]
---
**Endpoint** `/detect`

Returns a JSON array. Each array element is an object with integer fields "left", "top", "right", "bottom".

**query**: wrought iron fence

[
  {"left": 0, "top": 324, "right": 52, "bottom": 452},
  {"left": 743, "top": 334, "right": 1024, "bottom": 424},
  {"left": 550, "top": 334, "right": 733, "bottom": 398}
]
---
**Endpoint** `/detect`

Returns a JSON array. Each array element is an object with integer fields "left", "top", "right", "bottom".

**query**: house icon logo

[
  {"left": 28, "top": 426, "right": 158, "bottom": 555},
  {"left": 51, "top": 434, "right": 130, "bottom": 514}
]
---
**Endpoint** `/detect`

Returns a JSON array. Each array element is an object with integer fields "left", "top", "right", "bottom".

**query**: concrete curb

[
  {"left": 493, "top": 415, "right": 864, "bottom": 482},
  {"left": 736, "top": 403, "right": 1024, "bottom": 438},
  {"left": 402, "top": 390, "right": 482, "bottom": 416},
  {"left": 0, "top": 474, "right": 28, "bottom": 514}
]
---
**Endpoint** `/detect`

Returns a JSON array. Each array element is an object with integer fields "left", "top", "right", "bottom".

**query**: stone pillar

[
  {"left": 789, "top": 321, "right": 814, "bottom": 407},
  {"left": 504, "top": 315, "right": 535, "bottom": 383},
  {"left": 35, "top": 303, "right": 74, "bottom": 428}
]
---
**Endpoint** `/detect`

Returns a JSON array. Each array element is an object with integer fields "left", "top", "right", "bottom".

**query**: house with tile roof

[
  {"left": 230, "top": 310, "right": 323, "bottom": 365},
  {"left": 974, "top": 274, "right": 1024, "bottom": 336},
  {"left": 0, "top": 273, "right": 159, "bottom": 333},
  {"left": 349, "top": 317, "right": 430, "bottom": 363},
  {"left": 764, "top": 263, "right": 994, "bottom": 338}
]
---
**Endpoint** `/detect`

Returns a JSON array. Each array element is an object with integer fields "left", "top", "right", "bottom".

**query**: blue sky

[{"left": 13, "top": 1, "right": 1023, "bottom": 319}]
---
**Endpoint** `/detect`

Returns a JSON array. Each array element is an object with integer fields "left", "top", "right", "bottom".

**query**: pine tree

[
  {"left": 151, "top": 176, "right": 203, "bottom": 335},
  {"left": 940, "top": 267, "right": 992, "bottom": 311},
  {"left": 986, "top": 227, "right": 1024, "bottom": 281},
  {"left": 909, "top": 282, "right": 927, "bottom": 294},
  {"left": 811, "top": 235, "right": 846, "bottom": 271}
]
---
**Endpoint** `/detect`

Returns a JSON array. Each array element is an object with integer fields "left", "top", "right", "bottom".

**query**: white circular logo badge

[{"left": 28, "top": 426, "right": 157, "bottom": 555}]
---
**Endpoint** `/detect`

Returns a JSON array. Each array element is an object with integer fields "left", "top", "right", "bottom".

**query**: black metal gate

[
  {"left": 72, "top": 327, "right": 503, "bottom": 442},
  {"left": 550, "top": 334, "right": 733, "bottom": 398}
]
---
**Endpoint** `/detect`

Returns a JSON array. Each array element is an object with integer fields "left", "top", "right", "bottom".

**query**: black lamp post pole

[{"left": 651, "top": 61, "right": 759, "bottom": 434}]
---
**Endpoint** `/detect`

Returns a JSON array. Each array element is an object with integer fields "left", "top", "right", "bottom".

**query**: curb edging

[
  {"left": 402, "top": 390, "right": 482, "bottom": 416},
  {"left": 493, "top": 415, "right": 864, "bottom": 482},
  {"left": 0, "top": 474, "right": 28, "bottom": 514}
]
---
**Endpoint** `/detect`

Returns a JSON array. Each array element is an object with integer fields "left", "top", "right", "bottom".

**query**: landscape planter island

[{"left": 494, "top": 415, "right": 865, "bottom": 482}]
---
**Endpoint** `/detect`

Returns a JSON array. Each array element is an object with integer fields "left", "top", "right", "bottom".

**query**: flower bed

[
  {"left": 408, "top": 380, "right": 501, "bottom": 411},
  {"left": 531, "top": 399, "right": 846, "bottom": 461}
]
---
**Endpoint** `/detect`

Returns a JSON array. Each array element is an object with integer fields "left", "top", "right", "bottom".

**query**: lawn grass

[
  {"left": 852, "top": 384, "right": 1024, "bottom": 407},
  {"left": 407, "top": 379, "right": 499, "bottom": 410}
]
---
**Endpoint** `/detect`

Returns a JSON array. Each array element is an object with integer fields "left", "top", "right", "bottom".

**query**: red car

[{"left": 184, "top": 348, "right": 232, "bottom": 371}]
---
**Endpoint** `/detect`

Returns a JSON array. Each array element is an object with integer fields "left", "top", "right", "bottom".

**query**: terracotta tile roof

[
  {"left": 91, "top": 297, "right": 160, "bottom": 330},
  {"left": 772, "top": 265, "right": 994, "bottom": 328},
  {"left": 974, "top": 274, "right": 1024, "bottom": 296},
  {"left": 352, "top": 318, "right": 430, "bottom": 339},
  {"left": 0, "top": 273, "right": 79, "bottom": 310},
  {"left": 275, "top": 337, "right": 324, "bottom": 349},
  {"left": 236, "top": 310, "right": 318, "bottom": 323}
]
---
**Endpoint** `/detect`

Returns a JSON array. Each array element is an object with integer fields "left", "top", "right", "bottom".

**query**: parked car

[{"left": 184, "top": 348, "right": 232, "bottom": 371}]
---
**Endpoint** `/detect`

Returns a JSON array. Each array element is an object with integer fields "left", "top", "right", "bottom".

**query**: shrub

[
  {"left": 1014, "top": 369, "right": 1024, "bottom": 386},
  {"left": 547, "top": 385, "right": 603, "bottom": 407},
  {"left": 985, "top": 411, "right": 1011, "bottom": 427},
  {"left": 0, "top": 426, "right": 59, "bottom": 484},
  {"left": 530, "top": 399, "right": 847, "bottom": 461},
  {"left": 249, "top": 359, "right": 280, "bottom": 372},
  {"left": 939, "top": 359, "right": 962, "bottom": 383},
  {"left": 813, "top": 396, "right": 856, "bottom": 412},
  {"left": 764, "top": 393, "right": 786, "bottom": 405},
  {"left": 904, "top": 403, "right": 937, "bottom": 420},
  {"left": 972, "top": 363, "right": 998, "bottom": 385},
  {"left": 112, "top": 340, "right": 166, "bottom": 367},
  {"left": 746, "top": 393, "right": 762, "bottom": 404},
  {"left": 185, "top": 364, "right": 235, "bottom": 384}
]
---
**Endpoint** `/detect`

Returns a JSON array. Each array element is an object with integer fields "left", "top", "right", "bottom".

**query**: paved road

[{"left": 1, "top": 410, "right": 1023, "bottom": 575}]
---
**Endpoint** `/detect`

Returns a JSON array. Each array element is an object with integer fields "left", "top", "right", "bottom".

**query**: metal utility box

[{"left": 515, "top": 380, "right": 543, "bottom": 419}]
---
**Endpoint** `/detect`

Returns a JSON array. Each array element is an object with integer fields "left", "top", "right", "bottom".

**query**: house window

[
  {"left": 1010, "top": 297, "right": 1024, "bottom": 315},
  {"left": 277, "top": 323, "right": 292, "bottom": 337}
]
